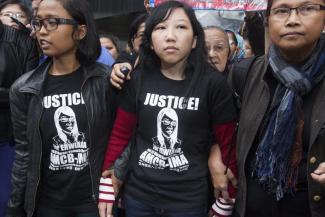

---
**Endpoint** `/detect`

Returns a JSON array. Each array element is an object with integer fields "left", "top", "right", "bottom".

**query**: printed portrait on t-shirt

[
  {"left": 139, "top": 107, "right": 189, "bottom": 172},
  {"left": 49, "top": 105, "right": 89, "bottom": 171}
]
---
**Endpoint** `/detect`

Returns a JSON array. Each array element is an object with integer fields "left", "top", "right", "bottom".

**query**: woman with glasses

[
  {"left": 0, "top": 0, "right": 31, "bottom": 30},
  {"left": 6, "top": 0, "right": 115, "bottom": 217},
  {"left": 229, "top": 0, "right": 325, "bottom": 216}
]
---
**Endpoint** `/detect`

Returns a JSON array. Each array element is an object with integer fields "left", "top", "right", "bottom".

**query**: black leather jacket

[
  {"left": 0, "top": 22, "right": 39, "bottom": 143},
  {"left": 6, "top": 60, "right": 116, "bottom": 217}
]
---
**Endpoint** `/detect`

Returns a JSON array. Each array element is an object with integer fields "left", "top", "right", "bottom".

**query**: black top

[
  {"left": 120, "top": 68, "right": 236, "bottom": 210},
  {"left": 39, "top": 67, "right": 95, "bottom": 212}
]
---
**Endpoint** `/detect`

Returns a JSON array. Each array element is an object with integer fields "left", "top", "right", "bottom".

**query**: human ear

[{"left": 74, "top": 24, "right": 87, "bottom": 40}]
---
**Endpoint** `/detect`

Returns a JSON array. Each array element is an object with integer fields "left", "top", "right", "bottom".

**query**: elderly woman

[{"left": 229, "top": 0, "right": 325, "bottom": 216}]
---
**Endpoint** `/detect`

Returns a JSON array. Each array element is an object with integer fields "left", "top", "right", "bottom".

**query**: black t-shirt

[
  {"left": 39, "top": 67, "right": 96, "bottom": 212},
  {"left": 120, "top": 67, "right": 236, "bottom": 210}
]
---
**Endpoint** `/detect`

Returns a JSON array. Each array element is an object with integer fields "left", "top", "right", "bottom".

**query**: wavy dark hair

[
  {"left": 56, "top": 0, "right": 101, "bottom": 66},
  {"left": 138, "top": 0, "right": 208, "bottom": 95}
]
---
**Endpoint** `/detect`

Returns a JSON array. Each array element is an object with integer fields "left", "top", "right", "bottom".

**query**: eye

[
  {"left": 154, "top": 24, "right": 165, "bottom": 30},
  {"left": 177, "top": 24, "right": 187, "bottom": 29},
  {"left": 273, "top": 8, "right": 290, "bottom": 15},
  {"left": 300, "top": 4, "right": 318, "bottom": 13},
  {"left": 46, "top": 18, "right": 58, "bottom": 26}
]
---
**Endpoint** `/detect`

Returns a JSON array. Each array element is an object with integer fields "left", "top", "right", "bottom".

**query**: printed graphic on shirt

[
  {"left": 139, "top": 107, "right": 189, "bottom": 172},
  {"left": 48, "top": 104, "right": 89, "bottom": 171},
  {"left": 144, "top": 93, "right": 200, "bottom": 111}
]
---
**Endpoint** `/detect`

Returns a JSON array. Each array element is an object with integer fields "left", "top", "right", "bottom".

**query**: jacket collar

[{"left": 19, "top": 58, "right": 107, "bottom": 94}]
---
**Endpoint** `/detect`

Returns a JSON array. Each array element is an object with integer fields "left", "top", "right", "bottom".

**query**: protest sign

[{"left": 149, "top": 0, "right": 267, "bottom": 11}]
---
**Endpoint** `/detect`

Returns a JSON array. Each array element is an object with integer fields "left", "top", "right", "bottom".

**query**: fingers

[
  {"left": 311, "top": 162, "right": 325, "bottom": 184},
  {"left": 106, "top": 203, "right": 113, "bottom": 217},
  {"left": 110, "top": 77, "right": 122, "bottom": 90},
  {"left": 102, "top": 170, "right": 113, "bottom": 177},
  {"left": 226, "top": 169, "right": 238, "bottom": 188},
  {"left": 221, "top": 188, "right": 230, "bottom": 201},
  {"left": 98, "top": 202, "right": 107, "bottom": 217}
]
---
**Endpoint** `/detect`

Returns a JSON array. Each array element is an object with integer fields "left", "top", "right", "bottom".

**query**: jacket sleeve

[
  {"left": 6, "top": 83, "right": 30, "bottom": 217},
  {"left": 0, "top": 35, "right": 38, "bottom": 109}
]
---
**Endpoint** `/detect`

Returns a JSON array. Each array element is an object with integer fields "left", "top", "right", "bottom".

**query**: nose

[
  {"left": 286, "top": 9, "right": 301, "bottom": 26},
  {"left": 165, "top": 26, "right": 176, "bottom": 41}
]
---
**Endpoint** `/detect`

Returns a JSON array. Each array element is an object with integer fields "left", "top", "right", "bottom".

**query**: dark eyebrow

[{"left": 273, "top": 1, "right": 319, "bottom": 8}]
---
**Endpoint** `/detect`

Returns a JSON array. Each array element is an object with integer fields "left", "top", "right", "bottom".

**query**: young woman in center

[{"left": 98, "top": 1, "right": 237, "bottom": 217}]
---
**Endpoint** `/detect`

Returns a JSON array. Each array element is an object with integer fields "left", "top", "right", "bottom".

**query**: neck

[
  {"left": 50, "top": 53, "right": 80, "bottom": 76},
  {"left": 160, "top": 60, "right": 187, "bottom": 80},
  {"left": 279, "top": 42, "right": 318, "bottom": 65}
]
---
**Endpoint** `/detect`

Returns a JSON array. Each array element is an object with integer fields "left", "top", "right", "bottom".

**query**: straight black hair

[
  {"left": 138, "top": 0, "right": 208, "bottom": 96},
  {"left": 57, "top": 0, "right": 101, "bottom": 66}
]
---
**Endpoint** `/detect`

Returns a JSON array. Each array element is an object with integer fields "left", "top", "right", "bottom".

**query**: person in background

[
  {"left": 243, "top": 37, "right": 254, "bottom": 58},
  {"left": 0, "top": 0, "right": 31, "bottom": 29},
  {"left": 225, "top": 30, "right": 244, "bottom": 64},
  {"left": 6, "top": 0, "right": 115, "bottom": 217},
  {"left": 0, "top": 11, "right": 38, "bottom": 217},
  {"left": 229, "top": 0, "right": 325, "bottom": 216},
  {"left": 204, "top": 26, "right": 230, "bottom": 73},
  {"left": 100, "top": 33, "right": 120, "bottom": 60}
]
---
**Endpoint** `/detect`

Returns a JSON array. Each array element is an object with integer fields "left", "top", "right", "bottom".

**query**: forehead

[
  {"left": 37, "top": 0, "right": 71, "bottom": 18},
  {"left": 271, "top": 0, "right": 324, "bottom": 7},
  {"left": 1, "top": 4, "right": 23, "bottom": 12},
  {"left": 162, "top": 8, "right": 191, "bottom": 23},
  {"left": 204, "top": 28, "right": 228, "bottom": 41}
]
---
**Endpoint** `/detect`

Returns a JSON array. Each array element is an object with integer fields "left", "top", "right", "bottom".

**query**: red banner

[{"left": 149, "top": 0, "right": 267, "bottom": 11}]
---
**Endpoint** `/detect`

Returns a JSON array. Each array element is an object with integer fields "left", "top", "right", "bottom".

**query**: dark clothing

[
  {"left": 244, "top": 13, "right": 265, "bottom": 56},
  {"left": 39, "top": 67, "right": 94, "bottom": 212},
  {"left": 114, "top": 51, "right": 137, "bottom": 68},
  {"left": 6, "top": 60, "right": 116, "bottom": 217},
  {"left": 119, "top": 68, "right": 236, "bottom": 210},
  {"left": 36, "top": 206, "right": 99, "bottom": 217},
  {"left": 0, "top": 22, "right": 39, "bottom": 143},
  {"left": 230, "top": 56, "right": 325, "bottom": 217},
  {"left": 124, "top": 195, "right": 207, "bottom": 217}
]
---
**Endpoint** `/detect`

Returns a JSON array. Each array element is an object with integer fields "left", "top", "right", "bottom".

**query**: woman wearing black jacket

[{"left": 6, "top": 0, "right": 115, "bottom": 217}]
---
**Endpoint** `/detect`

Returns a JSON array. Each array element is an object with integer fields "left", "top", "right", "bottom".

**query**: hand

[
  {"left": 208, "top": 145, "right": 237, "bottom": 201},
  {"left": 311, "top": 162, "right": 325, "bottom": 185},
  {"left": 102, "top": 170, "right": 123, "bottom": 196},
  {"left": 98, "top": 201, "right": 113, "bottom": 217},
  {"left": 110, "top": 63, "right": 132, "bottom": 90}
]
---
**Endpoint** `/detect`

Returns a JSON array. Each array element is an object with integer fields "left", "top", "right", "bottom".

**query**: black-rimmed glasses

[{"left": 31, "top": 18, "right": 78, "bottom": 31}]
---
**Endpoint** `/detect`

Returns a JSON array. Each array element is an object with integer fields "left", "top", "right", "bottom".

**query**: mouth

[
  {"left": 281, "top": 32, "right": 304, "bottom": 37},
  {"left": 164, "top": 46, "right": 179, "bottom": 53},
  {"left": 39, "top": 39, "right": 51, "bottom": 48}
]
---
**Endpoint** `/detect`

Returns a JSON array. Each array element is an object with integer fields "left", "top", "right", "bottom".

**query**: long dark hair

[
  {"left": 128, "top": 13, "right": 148, "bottom": 50},
  {"left": 57, "top": 0, "right": 101, "bottom": 66},
  {"left": 138, "top": 0, "right": 208, "bottom": 95}
]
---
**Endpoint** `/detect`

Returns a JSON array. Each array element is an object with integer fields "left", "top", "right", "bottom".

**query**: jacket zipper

[{"left": 81, "top": 77, "right": 97, "bottom": 202}]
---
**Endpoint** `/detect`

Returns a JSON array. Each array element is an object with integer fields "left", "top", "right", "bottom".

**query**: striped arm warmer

[
  {"left": 211, "top": 197, "right": 235, "bottom": 217},
  {"left": 98, "top": 177, "right": 115, "bottom": 203}
]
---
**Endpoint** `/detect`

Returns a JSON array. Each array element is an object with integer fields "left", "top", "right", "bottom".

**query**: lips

[
  {"left": 281, "top": 32, "right": 304, "bottom": 37},
  {"left": 164, "top": 46, "right": 179, "bottom": 53},
  {"left": 39, "top": 39, "right": 51, "bottom": 49}
]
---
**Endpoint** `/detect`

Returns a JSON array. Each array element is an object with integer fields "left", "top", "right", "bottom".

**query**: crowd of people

[{"left": 0, "top": 0, "right": 324, "bottom": 217}]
